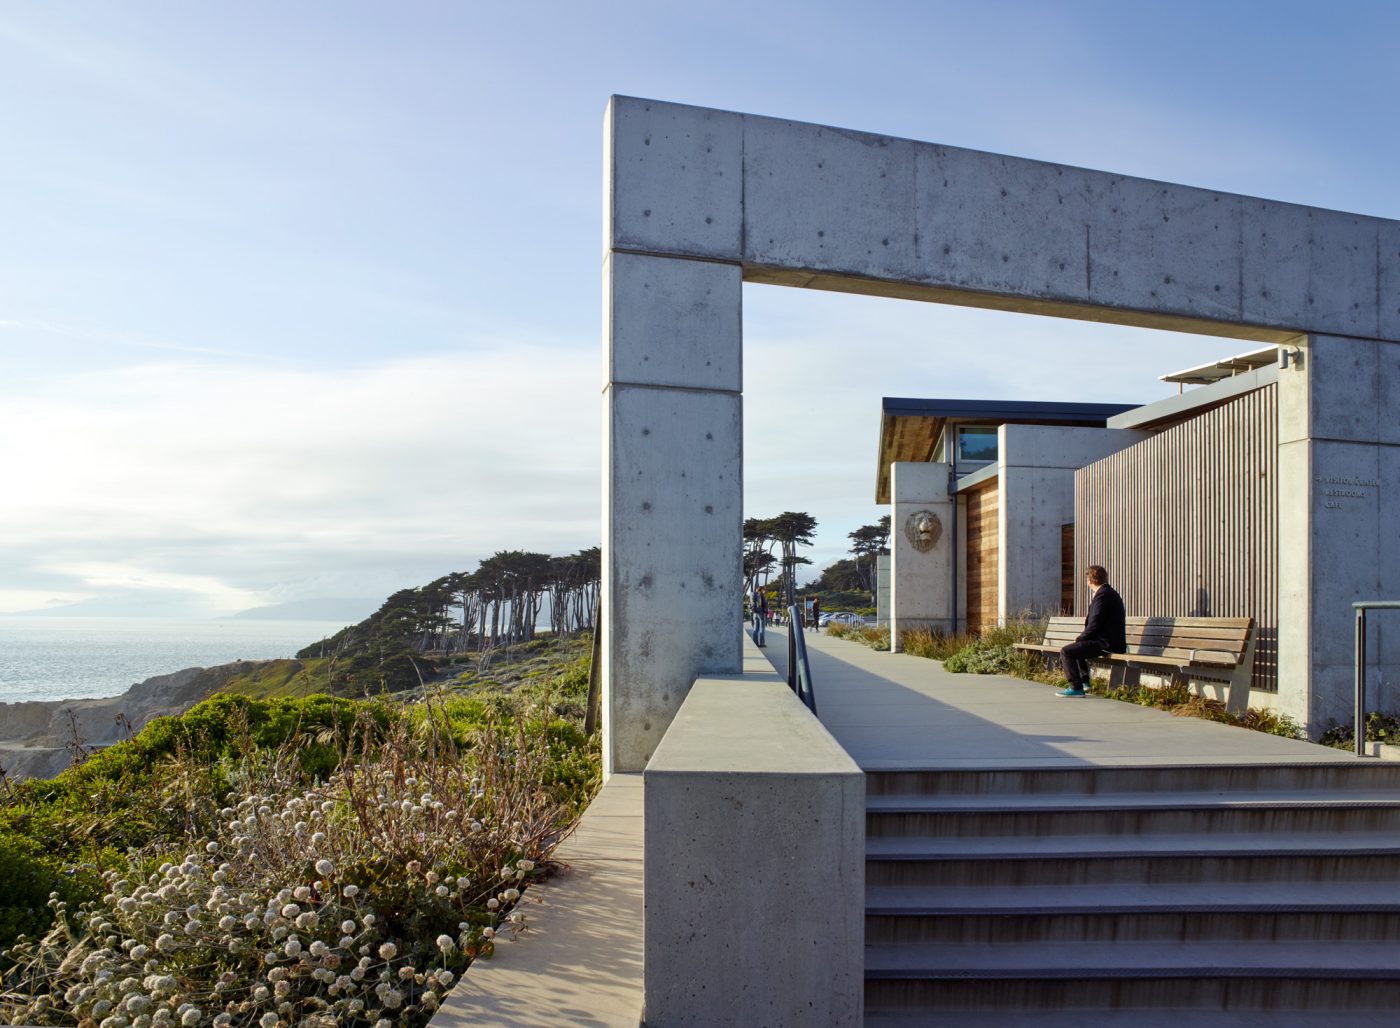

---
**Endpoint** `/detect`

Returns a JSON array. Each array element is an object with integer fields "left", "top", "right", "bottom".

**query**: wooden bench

[{"left": 1013, "top": 616, "right": 1257, "bottom": 713}]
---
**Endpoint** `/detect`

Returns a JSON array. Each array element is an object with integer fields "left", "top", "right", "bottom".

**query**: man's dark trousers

[{"left": 1061, "top": 639, "right": 1107, "bottom": 687}]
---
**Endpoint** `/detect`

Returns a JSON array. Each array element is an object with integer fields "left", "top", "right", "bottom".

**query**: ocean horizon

[{"left": 0, "top": 616, "right": 351, "bottom": 705}]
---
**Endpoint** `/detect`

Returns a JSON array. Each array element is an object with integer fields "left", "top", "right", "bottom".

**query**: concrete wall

[
  {"left": 605, "top": 91, "right": 1400, "bottom": 762},
  {"left": 1278, "top": 335, "right": 1400, "bottom": 727},
  {"left": 998, "top": 425, "right": 1146, "bottom": 620},
  {"left": 644, "top": 662, "right": 864, "bottom": 1026},
  {"left": 890, "top": 461, "right": 956, "bottom": 643}
]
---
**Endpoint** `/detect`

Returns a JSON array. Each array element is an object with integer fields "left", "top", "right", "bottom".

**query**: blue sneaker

[{"left": 1055, "top": 686, "right": 1086, "bottom": 698}]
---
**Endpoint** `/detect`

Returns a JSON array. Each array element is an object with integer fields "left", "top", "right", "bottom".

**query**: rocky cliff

[{"left": 0, "top": 660, "right": 273, "bottom": 780}]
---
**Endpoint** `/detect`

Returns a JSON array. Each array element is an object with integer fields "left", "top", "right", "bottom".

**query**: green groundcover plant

[{"left": 0, "top": 658, "right": 599, "bottom": 1028}]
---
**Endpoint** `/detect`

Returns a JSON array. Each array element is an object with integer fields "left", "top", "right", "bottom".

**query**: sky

[{"left": 2, "top": 1, "right": 1398, "bottom": 618}]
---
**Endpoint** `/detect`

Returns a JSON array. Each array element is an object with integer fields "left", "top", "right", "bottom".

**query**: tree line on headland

[{"left": 292, "top": 548, "right": 600, "bottom": 695}]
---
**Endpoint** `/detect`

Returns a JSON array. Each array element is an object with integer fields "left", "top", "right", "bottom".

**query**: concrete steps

[{"left": 863, "top": 762, "right": 1400, "bottom": 1017}]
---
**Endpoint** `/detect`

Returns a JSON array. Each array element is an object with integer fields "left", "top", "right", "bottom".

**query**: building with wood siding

[{"left": 878, "top": 347, "right": 1285, "bottom": 707}]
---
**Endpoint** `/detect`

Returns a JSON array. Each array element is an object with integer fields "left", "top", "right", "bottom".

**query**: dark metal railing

[
  {"left": 787, "top": 605, "right": 817, "bottom": 715},
  {"left": 1354, "top": 601, "right": 1400, "bottom": 757}
]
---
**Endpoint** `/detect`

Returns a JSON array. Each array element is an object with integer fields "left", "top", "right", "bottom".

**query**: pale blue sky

[{"left": 2, "top": 2, "right": 1396, "bottom": 616}]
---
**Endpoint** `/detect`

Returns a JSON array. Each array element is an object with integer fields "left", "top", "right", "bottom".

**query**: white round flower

[
  {"left": 342, "top": 885, "right": 359, "bottom": 898},
  {"left": 435, "top": 885, "right": 449, "bottom": 898},
  {"left": 260, "top": 1014, "right": 279, "bottom": 1028},
  {"left": 315, "top": 858, "right": 334, "bottom": 876},
  {"left": 482, "top": 927, "right": 495, "bottom": 939},
  {"left": 130, "top": 944, "right": 149, "bottom": 960},
  {"left": 378, "top": 941, "right": 397, "bottom": 960},
  {"left": 518, "top": 859, "right": 535, "bottom": 871},
  {"left": 309, "top": 940, "right": 329, "bottom": 959},
  {"left": 218, "top": 915, "right": 236, "bottom": 931},
  {"left": 436, "top": 969, "right": 455, "bottom": 987},
  {"left": 205, "top": 842, "right": 219, "bottom": 854},
  {"left": 487, "top": 898, "right": 499, "bottom": 910},
  {"left": 293, "top": 886, "right": 311, "bottom": 902},
  {"left": 284, "top": 939, "right": 302, "bottom": 957},
  {"left": 155, "top": 934, "right": 177, "bottom": 953},
  {"left": 504, "top": 888, "right": 520, "bottom": 902},
  {"left": 181, "top": 1010, "right": 201, "bottom": 1026},
  {"left": 312, "top": 832, "right": 327, "bottom": 846},
  {"left": 281, "top": 904, "right": 300, "bottom": 919},
  {"left": 341, "top": 920, "right": 357, "bottom": 934},
  {"left": 436, "top": 934, "right": 455, "bottom": 954},
  {"left": 119, "top": 897, "right": 139, "bottom": 913}
]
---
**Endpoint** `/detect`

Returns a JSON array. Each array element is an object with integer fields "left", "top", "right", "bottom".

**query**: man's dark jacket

[{"left": 1079, "top": 584, "right": 1126, "bottom": 653}]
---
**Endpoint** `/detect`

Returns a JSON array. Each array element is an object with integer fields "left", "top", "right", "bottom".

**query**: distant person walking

[
  {"left": 810, "top": 596, "right": 822, "bottom": 633},
  {"left": 752, "top": 589, "right": 768, "bottom": 647},
  {"left": 1057, "top": 565, "right": 1126, "bottom": 698}
]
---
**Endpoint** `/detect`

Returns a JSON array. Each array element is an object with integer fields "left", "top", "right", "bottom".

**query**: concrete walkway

[
  {"left": 765, "top": 627, "right": 1360, "bottom": 770},
  {"left": 432, "top": 773, "right": 644, "bottom": 1027}
]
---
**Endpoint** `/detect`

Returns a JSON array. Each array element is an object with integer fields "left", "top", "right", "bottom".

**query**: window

[{"left": 957, "top": 426, "right": 998, "bottom": 463}]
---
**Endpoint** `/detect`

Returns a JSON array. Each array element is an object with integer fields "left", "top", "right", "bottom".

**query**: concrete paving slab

[
  {"left": 433, "top": 773, "right": 643, "bottom": 1027},
  {"left": 766, "top": 628, "right": 1365, "bottom": 770}
]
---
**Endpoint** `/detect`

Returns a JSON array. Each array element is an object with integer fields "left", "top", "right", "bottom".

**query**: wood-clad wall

[
  {"left": 1074, "top": 385, "right": 1278, "bottom": 692},
  {"left": 965, "top": 481, "right": 999, "bottom": 636}
]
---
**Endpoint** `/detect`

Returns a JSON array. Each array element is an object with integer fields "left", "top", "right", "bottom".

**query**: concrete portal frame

[{"left": 604, "top": 95, "right": 1400, "bottom": 769}]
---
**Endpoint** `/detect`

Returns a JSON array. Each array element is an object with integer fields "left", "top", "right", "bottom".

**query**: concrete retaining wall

[{"left": 643, "top": 663, "right": 864, "bottom": 1026}]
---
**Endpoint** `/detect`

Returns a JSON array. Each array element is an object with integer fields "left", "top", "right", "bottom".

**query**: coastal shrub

[
  {"left": 0, "top": 695, "right": 591, "bottom": 1027},
  {"left": 825, "top": 624, "right": 890, "bottom": 650},
  {"left": 1319, "top": 711, "right": 1400, "bottom": 750},
  {"left": 942, "top": 641, "right": 1018, "bottom": 675}
]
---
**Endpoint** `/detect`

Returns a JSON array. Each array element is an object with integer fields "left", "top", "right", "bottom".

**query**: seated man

[{"left": 1058, "top": 565, "right": 1126, "bottom": 698}]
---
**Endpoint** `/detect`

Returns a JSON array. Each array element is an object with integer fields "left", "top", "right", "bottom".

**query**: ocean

[{"left": 0, "top": 617, "right": 351, "bottom": 705}]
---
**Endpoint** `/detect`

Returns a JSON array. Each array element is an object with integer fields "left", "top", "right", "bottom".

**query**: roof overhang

[
  {"left": 1159, "top": 345, "right": 1279, "bottom": 385},
  {"left": 876, "top": 398, "right": 1138, "bottom": 503}
]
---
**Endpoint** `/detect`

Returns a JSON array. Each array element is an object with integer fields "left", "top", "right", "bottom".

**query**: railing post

[{"left": 1355, "top": 605, "right": 1367, "bottom": 758}]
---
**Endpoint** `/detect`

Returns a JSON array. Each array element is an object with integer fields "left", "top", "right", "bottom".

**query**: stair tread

[
  {"left": 866, "top": 788, "right": 1400, "bottom": 813},
  {"left": 866, "top": 879, "right": 1400, "bottom": 914},
  {"left": 867, "top": 828, "right": 1400, "bottom": 860},
  {"left": 864, "top": 939, "right": 1400, "bottom": 977},
  {"left": 865, "top": 1011, "right": 1397, "bottom": 1027}
]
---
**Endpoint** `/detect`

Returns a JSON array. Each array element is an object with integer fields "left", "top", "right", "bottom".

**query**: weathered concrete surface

[
  {"left": 602, "top": 251, "right": 743, "bottom": 775},
  {"left": 997, "top": 426, "right": 1145, "bottom": 620},
  {"left": 643, "top": 662, "right": 864, "bottom": 1027},
  {"left": 890, "top": 460, "right": 957, "bottom": 642},
  {"left": 432, "top": 774, "right": 644, "bottom": 1028},
  {"left": 608, "top": 96, "right": 1396, "bottom": 343},
  {"left": 1277, "top": 334, "right": 1400, "bottom": 728}
]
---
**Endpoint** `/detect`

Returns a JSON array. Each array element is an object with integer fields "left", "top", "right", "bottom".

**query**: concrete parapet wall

[{"left": 643, "top": 667, "right": 864, "bottom": 1026}]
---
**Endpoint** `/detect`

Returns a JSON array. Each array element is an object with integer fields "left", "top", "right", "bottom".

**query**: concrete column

[
  {"left": 1278, "top": 334, "right": 1400, "bottom": 730},
  {"left": 603, "top": 251, "right": 743, "bottom": 775},
  {"left": 890, "top": 461, "right": 955, "bottom": 646},
  {"left": 998, "top": 426, "right": 1146, "bottom": 620}
]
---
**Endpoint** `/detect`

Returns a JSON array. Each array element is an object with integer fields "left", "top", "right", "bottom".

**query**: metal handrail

[
  {"left": 1353, "top": 601, "right": 1400, "bottom": 757},
  {"left": 787, "top": 605, "right": 817, "bottom": 715}
]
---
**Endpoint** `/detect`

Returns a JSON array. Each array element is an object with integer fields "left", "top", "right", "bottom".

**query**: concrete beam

[
  {"left": 643, "top": 667, "right": 864, "bottom": 1026},
  {"left": 608, "top": 96, "right": 1400, "bottom": 345}
]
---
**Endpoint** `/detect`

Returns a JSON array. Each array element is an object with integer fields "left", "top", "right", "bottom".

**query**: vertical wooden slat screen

[
  {"left": 965, "top": 481, "right": 999, "bottom": 636},
  {"left": 1074, "top": 385, "right": 1278, "bottom": 692},
  {"left": 1060, "top": 523, "right": 1075, "bottom": 615}
]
